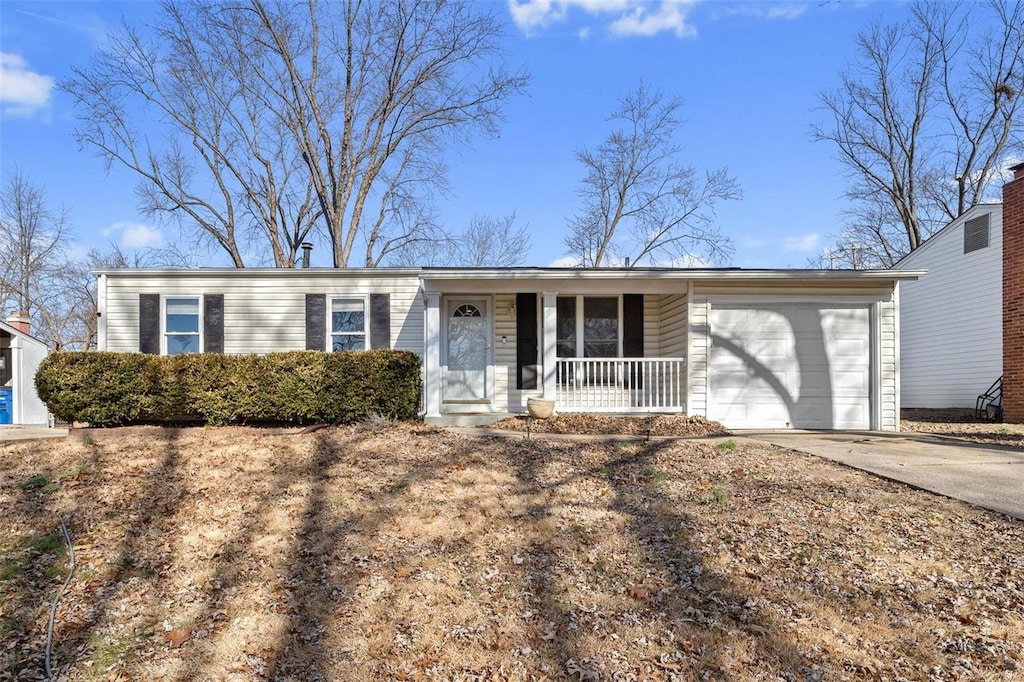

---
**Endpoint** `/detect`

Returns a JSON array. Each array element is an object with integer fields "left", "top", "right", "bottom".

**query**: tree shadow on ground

[
  {"left": 507, "top": 436, "right": 816, "bottom": 678},
  {"left": 9, "top": 426, "right": 1017, "bottom": 679},
  {"left": 0, "top": 433, "right": 184, "bottom": 677}
]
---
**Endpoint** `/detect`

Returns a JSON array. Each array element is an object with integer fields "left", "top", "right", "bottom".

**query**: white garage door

[{"left": 707, "top": 305, "right": 871, "bottom": 429}]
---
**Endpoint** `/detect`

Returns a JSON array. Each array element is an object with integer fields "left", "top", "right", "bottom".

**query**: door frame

[{"left": 441, "top": 296, "right": 494, "bottom": 408}]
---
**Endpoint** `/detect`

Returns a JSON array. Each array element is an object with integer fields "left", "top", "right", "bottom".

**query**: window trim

[
  {"left": 556, "top": 294, "right": 623, "bottom": 358},
  {"left": 328, "top": 295, "right": 368, "bottom": 352},
  {"left": 161, "top": 295, "right": 203, "bottom": 356}
]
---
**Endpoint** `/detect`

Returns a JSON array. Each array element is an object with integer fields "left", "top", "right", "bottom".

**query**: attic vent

[{"left": 964, "top": 214, "right": 990, "bottom": 253}]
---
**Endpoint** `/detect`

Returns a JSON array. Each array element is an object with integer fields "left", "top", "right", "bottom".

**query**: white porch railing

[{"left": 555, "top": 358, "right": 686, "bottom": 413}]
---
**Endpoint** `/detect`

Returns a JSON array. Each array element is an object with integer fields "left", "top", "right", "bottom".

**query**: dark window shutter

[
  {"left": 139, "top": 294, "right": 160, "bottom": 354},
  {"left": 623, "top": 294, "right": 644, "bottom": 357},
  {"left": 305, "top": 294, "right": 326, "bottom": 351},
  {"left": 964, "top": 214, "right": 990, "bottom": 253},
  {"left": 203, "top": 294, "right": 224, "bottom": 354},
  {"left": 623, "top": 294, "right": 644, "bottom": 390},
  {"left": 370, "top": 294, "right": 391, "bottom": 349},
  {"left": 516, "top": 293, "right": 539, "bottom": 390}
]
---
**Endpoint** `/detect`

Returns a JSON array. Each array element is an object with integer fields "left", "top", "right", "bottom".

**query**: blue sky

[{"left": 0, "top": 0, "right": 916, "bottom": 268}]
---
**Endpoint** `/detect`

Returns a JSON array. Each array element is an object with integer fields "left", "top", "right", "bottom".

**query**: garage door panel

[
  {"left": 713, "top": 400, "right": 790, "bottom": 427},
  {"left": 708, "top": 305, "right": 871, "bottom": 430},
  {"left": 831, "top": 338, "right": 869, "bottom": 359},
  {"left": 716, "top": 335, "right": 793, "bottom": 359}
]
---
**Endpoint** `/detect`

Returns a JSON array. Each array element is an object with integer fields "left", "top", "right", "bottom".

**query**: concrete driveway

[
  {"left": 739, "top": 430, "right": 1024, "bottom": 521},
  {"left": 0, "top": 425, "right": 68, "bottom": 442}
]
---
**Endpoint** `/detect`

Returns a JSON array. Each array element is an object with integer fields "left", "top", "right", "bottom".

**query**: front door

[{"left": 445, "top": 298, "right": 490, "bottom": 402}]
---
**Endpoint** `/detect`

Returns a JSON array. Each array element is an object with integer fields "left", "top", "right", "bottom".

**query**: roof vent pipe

[{"left": 300, "top": 242, "right": 313, "bottom": 269}]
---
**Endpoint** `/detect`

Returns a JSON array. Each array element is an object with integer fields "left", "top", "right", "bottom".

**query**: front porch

[
  {"left": 554, "top": 357, "right": 686, "bottom": 412},
  {"left": 420, "top": 282, "right": 691, "bottom": 421}
]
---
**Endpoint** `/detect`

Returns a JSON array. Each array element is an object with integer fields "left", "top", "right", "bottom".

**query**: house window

[
  {"left": 964, "top": 214, "right": 990, "bottom": 253},
  {"left": 556, "top": 296, "right": 620, "bottom": 358},
  {"left": 165, "top": 297, "right": 200, "bottom": 355},
  {"left": 331, "top": 298, "right": 366, "bottom": 351}
]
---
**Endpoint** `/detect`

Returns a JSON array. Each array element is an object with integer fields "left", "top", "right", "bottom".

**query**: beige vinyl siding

[
  {"left": 898, "top": 206, "right": 1002, "bottom": 408},
  {"left": 103, "top": 272, "right": 424, "bottom": 355},
  {"left": 658, "top": 294, "right": 687, "bottom": 357},
  {"left": 493, "top": 294, "right": 538, "bottom": 412},
  {"left": 688, "top": 295, "right": 709, "bottom": 418},
  {"left": 643, "top": 295, "right": 660, "bottom": 357},
  {"left": 879, "top": 294, "right": 899, "bottom": 430}
]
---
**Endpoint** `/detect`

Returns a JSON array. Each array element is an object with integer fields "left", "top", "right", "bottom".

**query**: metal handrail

[{"left": 975, "top": 376, "right": 1003, "bottom": 422}]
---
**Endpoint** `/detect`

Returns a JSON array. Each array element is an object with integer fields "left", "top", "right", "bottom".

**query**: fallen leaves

[
  {"left": 163, "top": 627, "right": 192, "bottom": 649},
  {"left": 0, "top": 424, "right": 1021, "bottom": 680}
]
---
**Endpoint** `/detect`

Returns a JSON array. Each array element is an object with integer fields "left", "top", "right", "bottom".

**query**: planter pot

[{"left": 527, "top": 398, "right": 555, "bottom": 420}]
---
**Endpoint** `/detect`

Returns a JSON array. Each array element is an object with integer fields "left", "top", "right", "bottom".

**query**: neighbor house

[
  {"left": 897, "top": 161, "right": 1024, "bottom": 420},
  {"left": 896, "top": 202, "right": 1004, "bottom": 409},
  {"left": 0, "top": 313, "right": 49, "bottom": 426},
  {"left": 95, "top": 265, "right": 922, "bottom": 431}
]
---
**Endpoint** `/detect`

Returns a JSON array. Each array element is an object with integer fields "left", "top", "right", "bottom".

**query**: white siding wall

[
  {"left": 13, "top": 334, "right": 49, "bottom": 425},
  {"left": 643, "top": 295, "right": 660, "bottom": 357},
  {"left": 688, "top": 296, "right": 709, "bottom": 417},
  {"left": 103, "top": 271, "right": 424, "bottom": 355},
  {"left": 879, "top": 295, "right": 899, "bottom": 430},
  {"left": 492, "top": 293, "right": 540, "bottom": 413},
  {"left": 898, "top": 206, "right": 1003, "bottom": 408},
  {"left": 658, "top": 294, "right": 687, "bottom": 357}
]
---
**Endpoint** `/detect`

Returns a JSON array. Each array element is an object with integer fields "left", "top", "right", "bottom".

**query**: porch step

[{"left": 425, "top": 412, "right": 513, "bottom": 427}]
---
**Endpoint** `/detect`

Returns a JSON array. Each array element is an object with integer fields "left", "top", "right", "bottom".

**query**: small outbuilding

[{"left": 0, "top": 313, "right": 49, "bottom": 426}]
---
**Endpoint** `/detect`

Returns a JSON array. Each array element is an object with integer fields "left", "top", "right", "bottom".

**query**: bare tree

[
  {"left": 0, "top": 172, "right": 70, "bottom": 336},
  {"left": 564, "top": 85, "right": 740, "bottom": 268},
  {"left": 814, "top": 0, "right": 1024, "bottom": 267},
  {"left": 62, "top": 0, "right": 527, "bottom": 268},
  {"left": 453, "top": 213, "right": 531, "bottom": 267},
  {"left": 47, "top": 245, "right": 164, "bottom": 351},
  {"left": 384, "top": 213, "right": 530, "bottom": 267}
]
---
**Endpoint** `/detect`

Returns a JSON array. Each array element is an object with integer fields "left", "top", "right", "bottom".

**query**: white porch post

[
  {"left": 424, "top": 292, "right": 442, "bottom": 417},
  {"left": 542, "top": 291, "right": 558, "bottom": 401}
]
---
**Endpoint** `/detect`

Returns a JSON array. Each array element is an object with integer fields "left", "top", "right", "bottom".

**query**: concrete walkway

[
  {"left": 738, "top": 430, "right": 1024, "bottom": 521},
  {"left": 0, "top": 425, "right": 69, "bottom": 442}
]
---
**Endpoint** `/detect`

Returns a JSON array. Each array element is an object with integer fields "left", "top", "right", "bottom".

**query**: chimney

[
  {"left": 1002, "top": 162, "right": 1024, "bottom": 422},
  {"left": 6, "top": 311, "right": 30, "bottom": 335},
  {"left": 300, "top": 242, "right": 313, "bottom": 269}
]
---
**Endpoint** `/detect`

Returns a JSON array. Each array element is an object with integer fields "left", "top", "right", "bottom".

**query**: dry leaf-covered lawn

[
  {"left": 901, "top": 409, "right": 1024, "bottom": 449},
  {"left": 1, "top": 425, "right": 1022, "bottom": 681}
]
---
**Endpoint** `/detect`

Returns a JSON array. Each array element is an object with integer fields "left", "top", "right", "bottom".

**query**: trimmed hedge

[{"left": 35, "top": 350, "right": 421, "bottom": 426}]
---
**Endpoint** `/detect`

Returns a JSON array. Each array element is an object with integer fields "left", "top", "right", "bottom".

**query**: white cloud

[
  {"left": 782, "top": 232, "right": 820, "bottom": 252},
  {"left": 103, "top": 222, "right": 165, "bottom": 249},
  {"left": 509, "top": 0, "right": 696, "bottom": 38},
  {"left": 549, "top": 255, "right": 583, "bottom": 267},
  {"left": 992, "top": 155, "right": 1023, "bottom": 184},
  {"left": 609, "top": 1, "right": 696, "bottom": 38},
  {"left": 714, "top": 3, "right": 808, "bottom": 21},
  {"left": 0, "top": 52, "right": 54, "bottom": 118}
]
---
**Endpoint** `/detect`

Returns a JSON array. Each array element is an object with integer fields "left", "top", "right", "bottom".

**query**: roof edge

[{"left": 94, "top": 266, "right": 923, "bottom": 280}]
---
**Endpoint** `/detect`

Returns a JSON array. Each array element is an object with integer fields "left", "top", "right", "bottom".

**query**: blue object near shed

[{"left": 0, "top": 387, "right": 12, "bottom": 425}]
